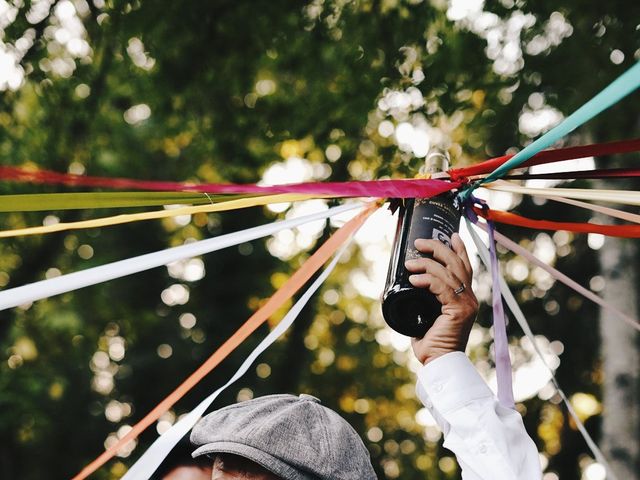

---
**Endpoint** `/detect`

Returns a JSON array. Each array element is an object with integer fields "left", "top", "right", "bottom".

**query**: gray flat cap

[{"left": 191, "top": 393, "right": 377, "bottom": 480}]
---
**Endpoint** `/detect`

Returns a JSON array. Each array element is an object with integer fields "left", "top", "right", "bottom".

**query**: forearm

[{"left": 415, "top": 352, "right": 541, "bottom": 480}]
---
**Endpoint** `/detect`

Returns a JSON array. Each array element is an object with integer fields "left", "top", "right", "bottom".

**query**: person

[
  {"left": 190, "top": 234, "right": 541, "bottom": 479},
  {"left": 154, "top": 438, "right": 212, "bottom": 479}
]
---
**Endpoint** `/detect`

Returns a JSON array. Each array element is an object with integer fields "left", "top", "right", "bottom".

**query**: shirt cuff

[{"left": 416, "top": 351, "right": 495, "bottom": 414}]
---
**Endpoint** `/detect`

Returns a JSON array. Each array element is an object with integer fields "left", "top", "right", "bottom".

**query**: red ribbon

[
  {"left": 449, "top": 138, "right": 640, "bottom": 181},
  {"left": 2, "top": 138, "right": 638, "bottom": 198},
  {"left": 475, "top": 207, "right": 640, "bottom": 238}
]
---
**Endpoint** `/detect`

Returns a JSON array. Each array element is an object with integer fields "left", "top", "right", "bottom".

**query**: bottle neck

[{"left": 420, "top": 149, "right": 450, "bottom": 178}]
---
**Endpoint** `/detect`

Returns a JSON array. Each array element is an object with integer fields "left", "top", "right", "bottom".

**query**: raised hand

[{"left": 404, "top": 233, "right": 478, "bottom": 364}]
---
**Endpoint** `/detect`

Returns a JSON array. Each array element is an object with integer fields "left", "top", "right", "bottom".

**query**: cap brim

[{"left": 192, "top": 441, "right": 316, "bottom": 480}]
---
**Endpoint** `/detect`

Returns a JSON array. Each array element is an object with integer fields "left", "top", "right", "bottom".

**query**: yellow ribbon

[{"left": 0, "top": 193, "right": 323, "bottom": 238}]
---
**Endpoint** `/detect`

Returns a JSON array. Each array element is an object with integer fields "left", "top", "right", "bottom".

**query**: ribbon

[
  {"left": 449, "top": 138, "right": 640, "bottom": 181},
  {"left": 466, "top": 220, "right": 618, "bottom": 480},
  {"left": 465, "top": 200, "right": 515, "bottom": 409},
  {"left": 3, "top": 139, "right": 639, "bottom": 194},
  {"left": 485, "top": 182, "right": 640, "bottom": 206},
  {"left": 502, "top": 167, "right": 640, "bottom": 181},
  {"left": 0, "top": 164, "right": 459, "bottom": 198},
  {"left": 70, "top": 202, "right": 378, "bottom": 480},
  {"left": 474, "top": 207, "right": 640, "bottom": 238},
  {"left": 0, "top": 202, "right": 364, "bottom": 311},
  {"left": 473, "top": 221, "right": 640, "bottom": 332},
  {"left": 474, "top": 61, "right": 640, "bottom": 188},
  {"left": 488, "top": 180, "right": 640, "bottom": 225},
  {"left": 544, "top": 197, "right": 640, "bottom": 225},
  {"left": 0, "top": 193, "right": 321, "bottom": 238},
  {"left": 0, "top": 191, "right": 238, "bottom": 212},
  {"left": 486, "top": 220, "right": 515, "bottom": 409},
  {"left": 121, "top": 229, "right": 356, "bottom": 480}
]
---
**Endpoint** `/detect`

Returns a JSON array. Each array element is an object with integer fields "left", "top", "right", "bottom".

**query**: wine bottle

[{"left": 381, "top": 150, "right": 462, "bottom": 337}]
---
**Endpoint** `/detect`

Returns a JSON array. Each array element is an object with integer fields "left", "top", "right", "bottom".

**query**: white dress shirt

[{"left": 416, "top": 352, "right": 542, "bottom": 480}]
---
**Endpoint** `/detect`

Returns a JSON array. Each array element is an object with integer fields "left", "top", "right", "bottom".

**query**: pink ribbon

[
  {"left": 474, "top": 222, "right": 640, "bottom": 332},
  {"left": 545, "top": 197, "right": 640, "bottom": 225},
  {"left": 0, "top": 165, "right": 460, "bottom": 198}
]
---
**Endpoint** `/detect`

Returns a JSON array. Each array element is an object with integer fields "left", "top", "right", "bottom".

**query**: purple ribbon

[{"left": 465, "top": 197, "right": 515, "bottom": 409}]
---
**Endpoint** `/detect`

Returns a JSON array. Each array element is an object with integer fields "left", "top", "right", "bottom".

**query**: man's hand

[{"left": 404, "top": 233, "right": 478, "bottom": 365}]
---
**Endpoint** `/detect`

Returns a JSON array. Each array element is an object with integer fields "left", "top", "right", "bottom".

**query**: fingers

[
  {"left": 409, "top": 235, "right": 471, "bottom": 285},
  {"left": 406, "top": 257, "right": 462, "bottom": 291},
  {"left": 451, "top": 233, "right": 473, "bottom": 278},
  {"left": 406, "top": 272, "right": 458, "bottom": 305},
  {"left": 407, "top": 271, "right": 477, "bottom": 320}
]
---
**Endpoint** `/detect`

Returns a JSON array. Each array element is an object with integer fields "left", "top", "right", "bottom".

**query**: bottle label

[{"left": 405, "top": 194, "right": 460, "bottom": 262}]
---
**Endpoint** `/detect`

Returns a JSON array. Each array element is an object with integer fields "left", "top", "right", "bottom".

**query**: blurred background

[{"left": 1, "top": 0, "right": 639, "bottom": 479}]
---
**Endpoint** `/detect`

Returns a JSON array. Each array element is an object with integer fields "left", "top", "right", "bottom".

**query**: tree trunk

[{"left": 598, "top": 234, "right": 640, "bottom": 479}]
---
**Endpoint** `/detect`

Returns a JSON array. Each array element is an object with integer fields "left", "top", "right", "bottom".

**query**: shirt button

[
  {"left": 478, "top": 444, "right": 488, "bottom": 454},
  {"left": 432, "top": 382, "right": 443, "bottom": 393}
]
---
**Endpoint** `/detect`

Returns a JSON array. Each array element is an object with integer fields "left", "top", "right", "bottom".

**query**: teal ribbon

[{"left": 461, "top": 61, "right": 640, "bottom": 200}]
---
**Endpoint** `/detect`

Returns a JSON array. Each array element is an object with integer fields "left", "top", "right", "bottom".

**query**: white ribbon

[
  {"left": 491, "top": 180, "right": 640, "bottom": 224},
  {"left": 486, "top": 181, "right": 640, "bottom": 206},
  {"left": 0, "top": 202, "right": 361, "bottom": 311},
  {"left": 466, "top": 219, "right": 617, "bottom": 480},
  {"left": 121, "top": 232, "right": 355, "bottom": 479}
]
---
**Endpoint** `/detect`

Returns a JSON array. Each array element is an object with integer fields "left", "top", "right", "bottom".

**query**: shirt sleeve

[{"left": 415, "top": 352, "right": 541, "bottom": 480}]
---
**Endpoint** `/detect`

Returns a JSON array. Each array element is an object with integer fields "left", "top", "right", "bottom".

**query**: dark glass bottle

[{"left": 381, "top": 150, "right": 462, "bottom": 337}]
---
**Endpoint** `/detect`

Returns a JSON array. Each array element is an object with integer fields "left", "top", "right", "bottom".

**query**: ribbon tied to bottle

[{"left": 464, "top": 196, "right": 515, "bottom": 410}]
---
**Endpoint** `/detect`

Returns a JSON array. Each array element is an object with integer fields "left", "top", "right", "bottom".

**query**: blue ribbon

[{"left": 460, "top": 61, "right": 640, "bottom": 200}]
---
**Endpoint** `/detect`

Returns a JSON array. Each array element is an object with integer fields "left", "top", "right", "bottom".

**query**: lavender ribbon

[
  {"left": 465, "top": 198, "right": 515, "bottom": 409},
  {"left": 466, "top": 219, "right": 617, "bottom": 479}
]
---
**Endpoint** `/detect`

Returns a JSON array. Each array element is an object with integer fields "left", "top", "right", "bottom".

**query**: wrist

[{"left": 421, "top": 347, "right": 462, "bottom": 365}]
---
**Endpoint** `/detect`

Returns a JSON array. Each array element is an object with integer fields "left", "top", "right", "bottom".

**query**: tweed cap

[{"left": 191, "top": 393, "right": 377, "bottom": 480}]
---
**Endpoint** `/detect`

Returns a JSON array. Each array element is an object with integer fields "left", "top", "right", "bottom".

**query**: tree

[{"left": 0, "top": 1, "right": 639, "bottom": 479}]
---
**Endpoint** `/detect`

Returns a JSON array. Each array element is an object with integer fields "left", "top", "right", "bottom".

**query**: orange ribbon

[{"left": 71, "top": 202, "right": 379, "bottom": 480}]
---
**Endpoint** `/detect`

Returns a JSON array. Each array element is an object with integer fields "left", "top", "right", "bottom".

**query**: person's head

[
  {"left": 163, "top": 465, "right": 212, "bottom": 480},
  {"left": 209, "top": 453, "right": 282, "bottom": 479},
  {"left": 191, "top": 393, "right": 377, "bottom": 480},
  {"left": 154, "top": 437, "right": 212, "bottom": 480}
]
